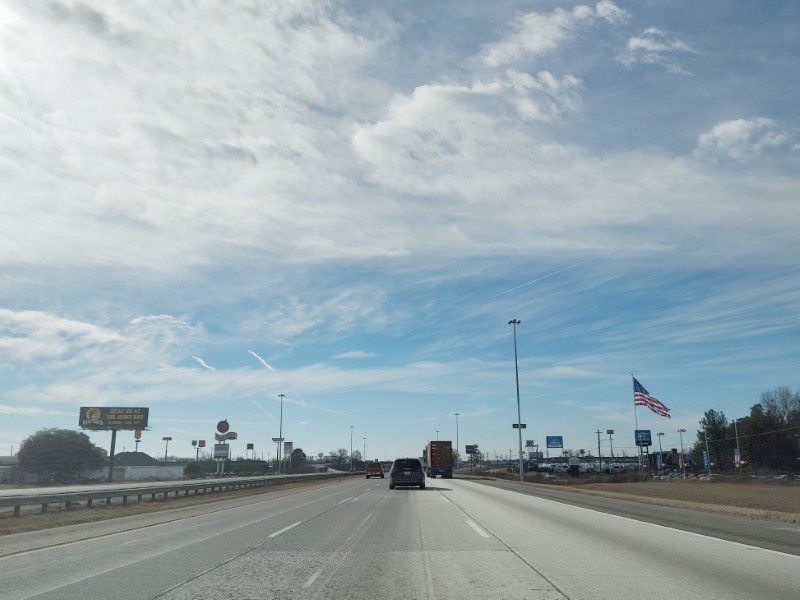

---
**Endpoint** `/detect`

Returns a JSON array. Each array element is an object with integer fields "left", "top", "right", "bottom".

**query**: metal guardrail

[{"left": 0, "top": 471, "right": 360, "bottom": 517}]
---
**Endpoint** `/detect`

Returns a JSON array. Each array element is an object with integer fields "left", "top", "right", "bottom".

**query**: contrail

[
  {"left": 192, "top": 356, "right": 216, "bottom": 371},
  {"left": 248, "top": 349, "right": 277, "bottom": 373},
  {"left": 497, "top": 256, "right": 599, "bottom": 296},
  {"left": 250, "top": 398, "right": 275, "bottom": 420}
]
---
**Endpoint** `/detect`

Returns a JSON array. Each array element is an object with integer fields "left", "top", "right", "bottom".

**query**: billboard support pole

[{"left": 108, "top": 429, "right": 117, "bottom": 482}]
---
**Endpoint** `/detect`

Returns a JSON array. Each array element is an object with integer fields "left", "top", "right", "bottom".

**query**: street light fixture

[
  {"left": 454, "top": 412, "right": 460, "bottom": 468},
  {"left": 508, "top": 318, "right": 524, "bottom": 483},
  {"left": 678, "top": 428, "right": 687, "bottom": 477},
  {"left": 276, "top": 394, "right": 285, "bottom": 473}
]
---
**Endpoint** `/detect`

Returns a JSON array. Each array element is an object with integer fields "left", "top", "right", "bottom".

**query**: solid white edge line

[
  {"left": 337, "top": 496, "right": 355, "bottom": 505},
  {"left": 269, "top": 522, "right": 301, "bottom": 538},
  {"left": 465, "top": 519, "right": 490, "bottom": 538},
  {"left": 461, "top": 480, "right": 800, "bottom": 560},
  {"left": 302, "top": 568, "right": 323, "bottom": 589}
]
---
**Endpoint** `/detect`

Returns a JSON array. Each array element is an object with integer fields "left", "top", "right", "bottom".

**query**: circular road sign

[{"left": 216, "top": 419, "right": 230, "bottom": 434}]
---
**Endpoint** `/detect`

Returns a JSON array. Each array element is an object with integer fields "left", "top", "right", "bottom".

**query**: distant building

[{"left": 85, "top": 452, "right": 186, "bottom": 481}]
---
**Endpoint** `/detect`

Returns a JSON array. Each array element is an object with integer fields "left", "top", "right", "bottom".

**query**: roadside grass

[
  {"left": 0, "top": 478, "right": 330, "bottom": 536},
  {"left": 463, "top": 471, "right": 800, "bottom": 523}
]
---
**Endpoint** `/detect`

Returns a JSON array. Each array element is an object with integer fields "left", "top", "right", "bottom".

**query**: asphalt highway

[{"left": 0, "top": 476, "right": 797, "bottom": 599}]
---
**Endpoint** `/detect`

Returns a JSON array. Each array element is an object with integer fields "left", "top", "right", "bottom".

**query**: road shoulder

[{"left": 457, "top": 475, "right": 800, "bottom": 556}]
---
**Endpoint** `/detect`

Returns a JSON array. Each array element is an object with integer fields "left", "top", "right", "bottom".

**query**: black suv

[{"left": 389, "top": 458, "right": 425, "bottom": 489}]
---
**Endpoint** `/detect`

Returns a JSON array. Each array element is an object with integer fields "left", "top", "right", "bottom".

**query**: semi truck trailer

[{"left": 425, "top": 440, "right": 453, "bottom": 478}]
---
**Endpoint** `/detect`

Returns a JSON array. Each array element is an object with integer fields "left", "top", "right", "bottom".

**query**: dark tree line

[{"left": 691, "top": 387, "right": 800, "bottom": 471}]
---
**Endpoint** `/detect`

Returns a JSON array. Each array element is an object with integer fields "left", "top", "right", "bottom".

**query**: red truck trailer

[{"left": 425, "top": 441, "right": 453, "bottom": 478}]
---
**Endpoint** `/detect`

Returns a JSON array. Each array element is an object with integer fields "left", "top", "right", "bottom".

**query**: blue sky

[{"left": 0, "top": 1, "right": 798, "bottom": 461}]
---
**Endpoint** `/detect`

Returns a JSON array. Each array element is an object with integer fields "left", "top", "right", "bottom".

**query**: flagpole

[{"left": 632, "top": 374, "right": 643, "bottom": 478}]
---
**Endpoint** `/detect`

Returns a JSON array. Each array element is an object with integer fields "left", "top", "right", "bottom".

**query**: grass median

[{"left": 463, "top": 471, "right": 800, "bottom": 523}]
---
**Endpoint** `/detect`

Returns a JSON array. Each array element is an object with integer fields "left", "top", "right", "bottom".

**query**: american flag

[{"left": 633, "top": 377, "right": 670, "bottom": 418}]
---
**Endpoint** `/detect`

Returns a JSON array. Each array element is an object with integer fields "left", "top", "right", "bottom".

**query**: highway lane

[{"left": 0, "top": 476, "right": 797, "bottom": 599}]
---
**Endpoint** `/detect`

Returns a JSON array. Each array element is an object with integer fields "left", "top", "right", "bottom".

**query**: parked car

[{"left": 389, "top": 458, "right": 425, "bottom": 489}]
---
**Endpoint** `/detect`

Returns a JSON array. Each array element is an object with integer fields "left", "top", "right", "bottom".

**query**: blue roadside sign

[
  {"left": 546, "top": 436, "right": 563, "bottom": 449},
  {"left": 634, "top": 429, "right": 652, "bottom": 446},
  {"left": 655, "top": 452, "right": 662, "bottom": 469},
  {"left": 702, "top": 450, "right": 709, "bottom": 469}
]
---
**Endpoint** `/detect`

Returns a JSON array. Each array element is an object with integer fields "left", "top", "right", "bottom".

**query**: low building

[{"left": 86, "top": 452, "right": 186, "bottom": 481}]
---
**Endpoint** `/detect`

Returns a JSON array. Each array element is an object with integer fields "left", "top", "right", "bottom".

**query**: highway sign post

[{"left": 162, "top": 436, "right": 172, "bottom": 462}]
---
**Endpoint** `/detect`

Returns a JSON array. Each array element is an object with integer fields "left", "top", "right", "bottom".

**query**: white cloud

[
  {"left": 618, "top": 28, "right": 694, "bottom": 74},
  {"left": 0, "top": 309, "right": 122, "bottom": 361},
  {"left": 595, "top": 1, "right": 630, "bottom": 25},
  {"left": 240, "top": 289, "right": 390, "bottom": 344},
  {"left": 480, "top": 2, "right": 626, "bottom": 66},
  {"left": 333, "top": 350, "right": 377, "bottom": 360},
  {"left": 695, "top": 118, "right": 789, "bottom": 161},
  {"left": 0, "top": 404, "right": 68, "bottom": 416}
]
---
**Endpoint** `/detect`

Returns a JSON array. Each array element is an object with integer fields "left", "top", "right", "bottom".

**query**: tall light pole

[
  {"left": 454, "top": 412, "right": 460, "bottom": 468},
  {"left": 363, "top": 436, "right": 366, "bottom": 462},
  {"left": 656, "top": 432, "right": 664, "bottom": 474},
  {"left": 595, "top": 430, "right": 602, "bottom": 473},
  {"left": 733, "top": 417, "right": 741, "bottom": 469},
  {"left": 277, "top": 393, "right": 285, "bottom": 474},
  {"left": 508, "top": 318, "right": 524, "bottom": 483},
  {"left": 436, "top": 430, "right": 439, "bottom": 441},
  {"left": 678, "top": 428, "right": 687, "bottom": 477},
  {"left": 349, "top": 425, "right": 354, "bottom": 471}
]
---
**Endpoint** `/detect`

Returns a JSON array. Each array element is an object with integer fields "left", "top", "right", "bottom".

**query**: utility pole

[
  {"left": 656, "top": 432, "right": 664, "bottom": 474},
  {"left": 733, "top": 417, "right": 741, "bottom": 469},
  {"left": 349, "top": 425, "right": 354, "bottom": 471},
  {"left": 678, "top": 428, "right": 687, "bottom": 477},
  {"left": 595, "top": 430, "right": 602, "bottom": 473},
  {"left": 455, "top": 412, "right": 460, "bottom": 468},
  {"left": 508, "top": 318, "right": 524, "bottom": 483}
]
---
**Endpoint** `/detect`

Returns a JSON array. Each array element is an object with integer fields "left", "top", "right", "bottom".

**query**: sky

[{"left": 0, "top": 0, "right": 798, "bottom": 462}]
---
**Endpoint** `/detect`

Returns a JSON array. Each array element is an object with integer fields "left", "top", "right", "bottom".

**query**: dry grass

[
  {"left": 0, "top": 479, "right": 329, "bottom": 536},
  {"left": 573, "top": 480, "right": 800, "bottom": 522}
]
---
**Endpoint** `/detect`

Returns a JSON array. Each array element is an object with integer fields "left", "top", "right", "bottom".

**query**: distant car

[
  {"left": 389, "top": 458, "right": 425, "bottom": 489},
  {"left": 365, "top": 461, "right": 384, "bottom": 479}
]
